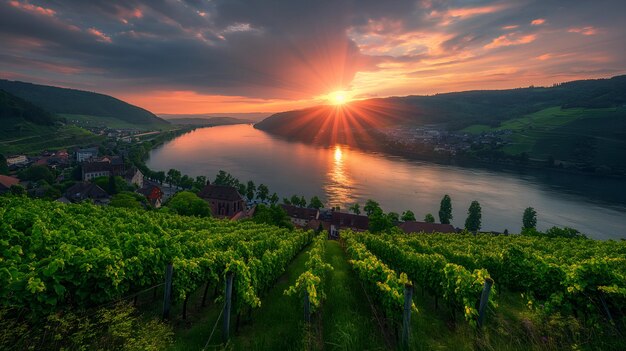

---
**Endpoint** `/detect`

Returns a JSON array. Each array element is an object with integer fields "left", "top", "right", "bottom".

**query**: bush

[
  {"left": 0, "top": 303, "right": 173, "bottom": 351},
  {"left": 166, "top": 191, "right": 211, "bottom": 217}
]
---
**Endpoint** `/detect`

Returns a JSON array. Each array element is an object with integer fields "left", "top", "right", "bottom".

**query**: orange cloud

[
  {"left": 430, "top": 4, "right": 509, "bottom": 26},
  {"left": 531, "top": 18, "right": 546, "bottom": 26},
  {"left": 568, "top": 26, "right": 599, "bottom": 35},
  {"left": 119, "top": 90, "right": 321, "bottom": 114},
  {"left": 484, "top": 33, "right": 537, "bottom": 49},
  {"left": 87, "top": 28, "right": 112, "bottom": 43},
  {"left": 9, "top": 1, "right": 55, "bottom": 17},
  {"left": 536, "top": 53, "right": 552, "bottom": 61},
  {"left": 447, "top": 5, "right": 507, "bottom": 18},
  {"left": 502, "top": 25, "right": 519, "bottom": 30}
]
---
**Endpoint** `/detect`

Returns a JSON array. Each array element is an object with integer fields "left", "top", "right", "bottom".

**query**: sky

[{"left": 1, "top": 0, "right": 625, "bottom": 114}]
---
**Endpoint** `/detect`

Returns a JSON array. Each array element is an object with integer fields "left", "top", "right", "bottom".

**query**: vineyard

[
  {"left": 0, "top": 196, "right": 313, "bottom": 349},
  {"left": 1, "top": 196, "right": 625, "bottom": 350},
  {"left": 342, "top": 230, "right": 626, "bottom": 349}
]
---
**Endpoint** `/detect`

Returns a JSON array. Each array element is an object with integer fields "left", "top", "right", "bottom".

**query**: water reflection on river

[{"left": 147, "top": 124, "right": 626, "bottom": 240}]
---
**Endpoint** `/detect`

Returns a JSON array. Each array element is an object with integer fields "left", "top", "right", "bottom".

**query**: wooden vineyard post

[
  {"left": 304, "top": 291, "right": 311, "bottom": 323},
  {"left": 202, "top": 281, "right": 211, "bottom": 307},
  {"left": 162, "top": 263, "right": 173, "bottom": 320},
  {"left": 402, "top": 284, "right": 413, "bottom": 350},
  {"left": 222, "top": 272, "right": 234, "bottom": 343},
  {"left": 477, "top": 277, "right": 494, "bottom": 328}
]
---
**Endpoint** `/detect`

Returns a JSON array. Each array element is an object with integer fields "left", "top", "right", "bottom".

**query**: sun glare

[{"left": 330, "top": 91, "right": 349, "bottom": 105}]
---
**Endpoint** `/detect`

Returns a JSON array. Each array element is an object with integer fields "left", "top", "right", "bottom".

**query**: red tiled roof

[
  {"left": 280, "top": 204, "right": 319, "bottom": 220},
  {"left": 82, "top": 161, "right": 112, "bottom": 173},
  {"left": 331, "top": 211, "right": 369, "bottom": 230},
  {"left": 198, "top": 184, "right": 244, "bottom": 202},
  {"left": 0, "top": 175, "right": 20, "bottom": 189},
  {"left": 398, "top": 221, "right": 457, "bottom": 234}
]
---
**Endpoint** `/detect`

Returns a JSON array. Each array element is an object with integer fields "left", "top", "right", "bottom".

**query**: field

[
  {"left": 63, "top": 114, "right": 177, "bottom": 131},
  {"left": 0, "top": 119, "right": 103, "bottom": 155},
  {"left": 460, "top": 106, "right": 626, "bottom": 168},
  {"left": 1, "top": 197, "right": 625, "bottom": 350}
]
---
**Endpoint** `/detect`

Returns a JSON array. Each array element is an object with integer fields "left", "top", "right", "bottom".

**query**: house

[
  {"left": 6, "top": 155, "right": 28, "bottom": 166},
  {"left": 76, "top": 147, "right": 98, "bottom": 162},
  {"left": 125, "top": 168, "right": 144, "bottom": 188},
  {"left": 0, "top": 175, "right": 20, "bottom": 194},
  {"left": 64, "top": 182, "right": 110, "bottom": 204},
  {"left": 280, "top": 204, "right": 319, "bottom": 227},
  {"left": 136, "top": 184, "right": 164, "bottom": 208},
  {"left": 198, "top": 182, "right": 246, "bottom": 218},
  {"left": 329, "top": 211, "right": 369, "bottom": 238},
  {"left": 398, "top": 221, "right": 457, "bottom": 234},
  {"left": 82, "top": 161, "right": 112, "bottom": 181}
]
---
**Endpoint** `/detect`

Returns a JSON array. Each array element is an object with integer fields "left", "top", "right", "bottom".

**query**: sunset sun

[{"left": 329, "top": 91, "right": 349, "bottom": 105}]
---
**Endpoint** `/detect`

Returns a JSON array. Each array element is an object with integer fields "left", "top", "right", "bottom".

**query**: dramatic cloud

[
  {"left": 531, "top": 18, "right": 546, "bottom": 26},
  {"left": 1, "top": 0, "right": 625, "bottom": 113}
]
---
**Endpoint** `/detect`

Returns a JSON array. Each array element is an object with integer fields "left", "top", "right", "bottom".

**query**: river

[{"left": 147, "top": 124, "right": 626, "bottom": 240}]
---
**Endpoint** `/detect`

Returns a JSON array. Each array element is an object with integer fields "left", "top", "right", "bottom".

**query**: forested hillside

[
  {"left": 0, "top": 89, "right": 57, "bottom": 125},
  {"left": 0, "top": 79, "right": 169, "bottom": 127}
]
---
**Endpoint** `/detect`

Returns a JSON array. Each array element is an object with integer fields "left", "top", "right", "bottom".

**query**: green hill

[
  {"left": 0, "top": 79, "right": 169, "bottom": 127},
  {"left": 0, "top": 89, "right": 103, "bottom": 155},
  {"left": 256, "top": 75, "right": 626, "bottom": 171},
  {"left": 0, "top": 89, "right": 57, "bottom": 126}
]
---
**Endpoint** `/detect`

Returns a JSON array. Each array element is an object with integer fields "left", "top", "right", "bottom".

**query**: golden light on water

[
  {"left": 334, "top": 144, "right": 343, "bottom": 161},
  {"left": 325, "top": 144, "right": 355, "bottom": 208}
]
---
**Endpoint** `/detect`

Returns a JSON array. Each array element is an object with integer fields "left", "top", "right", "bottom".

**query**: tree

[
  {"left": 349, "top": 203, "right": 361, "bottom": 215},
  {"left": 10, "top": 185, "right": 26, "bottom": 196},
  {"left": 109, "top": 192, "right": 144, "bottom": 209},
  {"left": 290, "top": 194, "right": 302, "bottom": 207},
  {"left": 257, "top": 184, "right": 269, "bottom": 202},
  {"left": 282, "top": 197, "right": 292, "bottom": 205},
  {"left": 179, "top": 175, "right": 194, "bottom": 189},
  {"left": 387, "top": 212, "right": 400, "bottom": 225},
  {"left": 368, "top": 208, "right": 393, "bottom": 233},
  {"left": 214, "top": 170, "right": 240, "bottom": 188},
  {"left": 252, "top": 204, "right": 293, "bottom": 229},
  {"left": 194, "top": 175, "right": 207, "bottom": 189},
  {"left": 401, "top": 210, "right": 416, "bottom": 222},
  {"left": 438, "top": 194, "right": 453, "bottom": 224},
  {"left": 246, "top": 181, "right": 256, "bottom": 201},
  {"left": 464, "top": 200, "right": 482, "bottom": 232},
  {"left": 299, "top": 196, "right": 307, "bottom": 208},
  {"left": 522, "top": 207, "right": 537, "bottom": 230},
  {"left": 0, "top": 154, "right": 8, "bottom": 175},
  {"left": 154, "top": 171, "right": 165, "bottom": 185},
  {"left": 19, "top": 165, "right": 55, "bottom": 184},
  {"left": 94, "top": 176, "right": 128, "bottom": 195},
  {"left": 424, "top": 213, "right": 435, "bottom": 223},
  {"left": 364, "top": 199, "right": 380, "bottom": 216},
  {"left": 237, "top": 183, "right": 247, "bottom": 195},
  {"left": 166, "top": 191, "right": 211, "bottom": 217},
  {"left": 108, "top": 175, "right": 118, "bottom": 195},
  {"left": 309, "top": 196, "right": 323, "bottom": 209},
  {"left": 166, "top": 169, "right": 181, "bottom": 188},
  {"left": 269, "top": 192, "right": 279, "bottom": 205}
]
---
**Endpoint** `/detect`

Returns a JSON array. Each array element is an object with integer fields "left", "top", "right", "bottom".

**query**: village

[
  {"left": 378, "top": 125, "right": 510, "bottom": 156},
  {"left": 1, "top": 143, "right": 459, "bottom": 238}
]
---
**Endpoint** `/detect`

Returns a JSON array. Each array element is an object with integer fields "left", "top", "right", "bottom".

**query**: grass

[
  {"left": 138, "top": 237, "right": 625, "bottom": 351},
  {"left": 460, "top": 106, "right": 626, "bottom": 168},
  {"left": 0, "top": 122, "right": 104, "bottom": 155},
  {"left": 322, "top": 240, "right": 387, "bottom": 351},
  {"left": 231, "top": 246, "right": 313, "bottom": 351},
  {"left": 62, "top": 114, "right": 175, "bottom": 131}
]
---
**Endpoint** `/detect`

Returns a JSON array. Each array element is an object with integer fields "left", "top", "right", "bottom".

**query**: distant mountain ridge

[
  {"left": 256, "top": 75, "right": 626, "bottom": 138},
  {"left": 0, "top": 79, "right": 168, "bottom": 126},
  {"left": 165, "top": 117, "right": 253, "bottom": 126}
]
